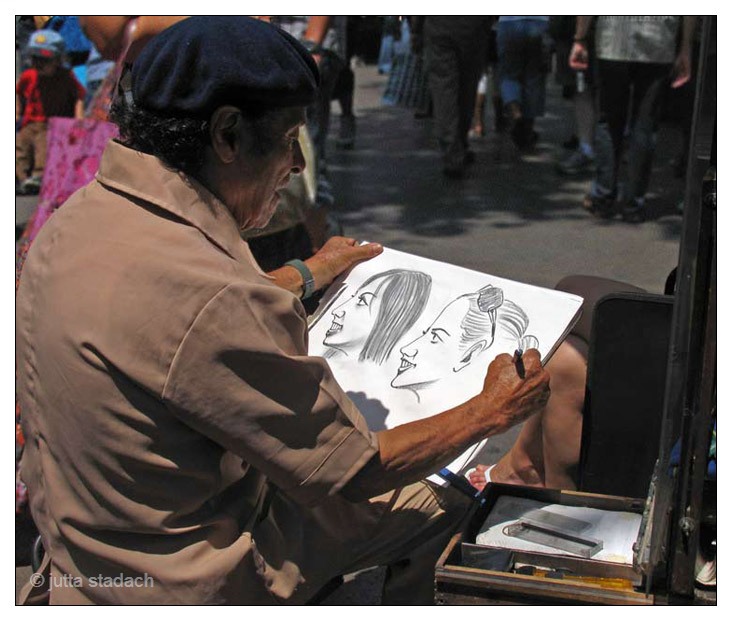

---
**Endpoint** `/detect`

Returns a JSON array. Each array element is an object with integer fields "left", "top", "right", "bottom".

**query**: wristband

[
  {"left": 573, "top": 36, "right": 587, "bottom": 43},
  {"left": 285, "top": 259, "right": 315, "bottom": 300},
  {"left": 301, "top": 39, "right": 324, "bottom": 55}
]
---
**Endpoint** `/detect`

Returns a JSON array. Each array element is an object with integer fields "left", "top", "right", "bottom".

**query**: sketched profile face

[
  {"left": 392, "top": 296, "right": 475, "bottom": 390},
  {"left": 323, "top": 269, "right": 432, "bottom": 365},
  {"left": 324, "top": 275, "right": 388, "bottom": 353},
  {"left": 392, "top": 286, "right": 537, "bottom": 397}
]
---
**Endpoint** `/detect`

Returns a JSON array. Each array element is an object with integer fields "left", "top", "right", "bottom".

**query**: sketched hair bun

[{"left": 476, "top": 285, "right": 504, "bottom": 313}]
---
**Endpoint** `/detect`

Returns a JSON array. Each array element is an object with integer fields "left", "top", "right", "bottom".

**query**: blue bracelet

[{"left": 285, "top": 259, "right": 315, "bottom": 300}]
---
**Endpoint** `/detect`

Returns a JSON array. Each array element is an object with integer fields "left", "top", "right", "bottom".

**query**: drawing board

[{"left": 308, "top": 247, "right": 583, "bottom": 481}]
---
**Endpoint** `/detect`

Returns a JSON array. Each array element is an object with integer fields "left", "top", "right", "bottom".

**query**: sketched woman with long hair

[{"left": 323, "top": 269, "right": 432, "bottom": 365}]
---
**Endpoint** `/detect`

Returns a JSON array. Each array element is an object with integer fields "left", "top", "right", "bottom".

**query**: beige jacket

[{"left": 16, "top": 140, "right": 379, "bottom": 604}]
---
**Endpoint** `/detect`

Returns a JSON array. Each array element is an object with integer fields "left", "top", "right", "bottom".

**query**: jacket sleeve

[{"left": 162, "top": 281, "right": 379, "bottom": 506}]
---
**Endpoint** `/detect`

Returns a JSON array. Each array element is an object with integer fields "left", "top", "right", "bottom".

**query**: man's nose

[{"left": 333, "top": 310, "right": 345, "bottom": 319}]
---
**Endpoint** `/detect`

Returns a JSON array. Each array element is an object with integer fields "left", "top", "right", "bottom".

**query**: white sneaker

[{"left": 695, "top": 550, "right": 716, "bottom": 587}]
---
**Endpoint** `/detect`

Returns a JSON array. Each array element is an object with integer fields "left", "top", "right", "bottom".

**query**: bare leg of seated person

[
  {"left": 468, "top": 273, "right": 648, "bottom": 491},
  {"left": 469, "top": 334, "right": 588, "bottom": 490}
]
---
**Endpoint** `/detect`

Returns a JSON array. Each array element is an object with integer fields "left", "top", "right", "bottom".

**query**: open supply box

[{"left": 435, "top": 483, "right": 654, "bottom": 605}]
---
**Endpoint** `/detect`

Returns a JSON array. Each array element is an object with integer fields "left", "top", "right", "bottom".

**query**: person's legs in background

[
  {"left": 377, "top": 33, "right": 395, "bottom": 75},
  {"left": 469, "top": 24, "right": 493, "bottom": 138},
  {"left": 575, "top": 88, "right": 597, "bottom": 161},
  {"left": 470, "top": 72, "right": 488, "bottom": 137},
  {"left": 457, "top": 34, "right": 486, "bottom": 160},
  {"left": 622, "top": 62, "right": 671, "bottom": 222},
  {"left": 517, "top": 18, "right": 549, "bottom": 149},
  {"left": 496, "top": 20, "right": 525, "bottom": 143},
  {"left": 334, "top": 66, "right": 356, "bottom": 149},
  {"left": 16, "top": 124, "right": 34, "bottom": 186},
  {"left": 307, "top": 52, "right": 343, "bottom": 175},
  {"left": 489, "top": 62, "right": 505, "bottom": 132},
  {"left": 334, "top": 17, "right": 358, "bottom": 150},
  {"left": 558, "top": 88, "right": 597, "bottom": 174},
  {"left": 585, "top": 59, "right": 631, "bottom": 216},
  {"left": 377, "top": 16, "right": 400, "bottom": 75},
  {"left": 15, "top": 122, "right": 47, "bottom": 194},
  {"left": 497, "top": 19, "right": 548, "bottom": 150},
  {"left": 425, "top": 32, "right": 464, "bottom": 177},
  {"left": 306, "top": 51, "right": 345, "bottom": 243},
  {"left": 558, "top": 42, "right": 597, "bottom": 175}
]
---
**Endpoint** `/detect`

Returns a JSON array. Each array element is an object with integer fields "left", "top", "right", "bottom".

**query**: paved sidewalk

[{"left": 327, "top": 65, "right": 684, "bottom": 294}]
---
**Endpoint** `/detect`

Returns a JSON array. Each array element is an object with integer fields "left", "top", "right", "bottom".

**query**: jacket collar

[{"left": 96, "top": 140, "right": 263, "bottom": 269}]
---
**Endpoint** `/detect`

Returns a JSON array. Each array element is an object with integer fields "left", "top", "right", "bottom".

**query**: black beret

[{"left": 131, "top": 16, "right": 319, "bottom": 116}]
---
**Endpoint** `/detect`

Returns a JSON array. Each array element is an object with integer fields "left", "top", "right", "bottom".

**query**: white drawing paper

[{"left": 308, "top": 247, "right": 583, "bottom": 481}]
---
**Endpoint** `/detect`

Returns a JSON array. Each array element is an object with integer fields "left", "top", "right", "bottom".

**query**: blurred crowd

[
  {"left": 16, "top": 16, "right": 699, "bottom": 238},
  {"left": 379, "top": 16, "right": 698, "bottom": 223}
]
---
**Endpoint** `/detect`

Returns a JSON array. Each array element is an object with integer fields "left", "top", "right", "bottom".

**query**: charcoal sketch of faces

[
  {"left": 391, "top": 284, "right": 539, "bottom": 401},
  {"left": 323, "top": 269, "right": 432, "bottom": 365}
]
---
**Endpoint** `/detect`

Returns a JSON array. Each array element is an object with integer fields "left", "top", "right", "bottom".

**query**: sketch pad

[{"left": 307, "top": 246, "right": 583, "bottom": 482}]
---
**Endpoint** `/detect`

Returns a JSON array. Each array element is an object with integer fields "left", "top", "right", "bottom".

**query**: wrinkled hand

[
  {"left": 305, "top": 237, "right": 383, "bottom": 291},
  {"left": 568, "top": 42, "right": 589, "bottom": 71},
  {"left": 478, "top": 349, "right": 550, "bottom": 434},
  {"left": 671, "top": 50, "right": 692, "bottom": 89}
]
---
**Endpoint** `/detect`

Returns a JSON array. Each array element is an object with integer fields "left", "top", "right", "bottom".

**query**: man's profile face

[
  {"left": 391, "top": 296, "right": 470, "bottom": 390},
  {"left": 227, "top": 106, "right": 307, "bottom": 230}
]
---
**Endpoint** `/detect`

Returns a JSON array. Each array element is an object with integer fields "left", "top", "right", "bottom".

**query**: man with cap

[
  {"left": 15, "top": 28, "right": 85, "bottom": 194},
  {"left": 17, "top": 17, "right": 549, "bottom": 605}
]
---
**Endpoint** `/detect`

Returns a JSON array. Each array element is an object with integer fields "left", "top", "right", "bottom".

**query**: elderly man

[{"left": 16, "top": 17, "right": 549, "bottom": 605}]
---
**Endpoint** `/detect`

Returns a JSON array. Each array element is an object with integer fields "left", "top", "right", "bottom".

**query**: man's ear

[
  {"left": 453, "top": 341, "right": 487, "bottom": 373},
  {"left": 209, "top": 106, "right": 244, "bottom": 164}
]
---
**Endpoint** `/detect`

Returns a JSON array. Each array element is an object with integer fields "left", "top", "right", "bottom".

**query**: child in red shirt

[{"left": 16, "top": 29, "right": 85, "bottom": 195}]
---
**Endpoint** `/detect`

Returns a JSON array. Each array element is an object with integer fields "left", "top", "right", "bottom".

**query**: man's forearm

[
  {"left": 341, "top": 350, "right": 551, "bottom": 502},
  {"left": 304, "top": 16, "right": 331, "bottom": 46},
  {"left": 681, "top": 16, "right": 696, "bottom": 53},
  {"left": 269, "top": 265, "right": 306, "bottom": 297},
  {"left": 342, "top": 395, "right": 508, "bottom": 502},
  {"left": 574, "top": 16, "right": 593, "bottom": 41}
]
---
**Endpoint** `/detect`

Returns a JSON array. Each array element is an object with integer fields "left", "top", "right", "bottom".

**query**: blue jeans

[
  {"left": 378, "top": 35, "right": 395, "bottom": 73},
  {"left": 496, "top": 19, "right": 548, "bottom": 119}
]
